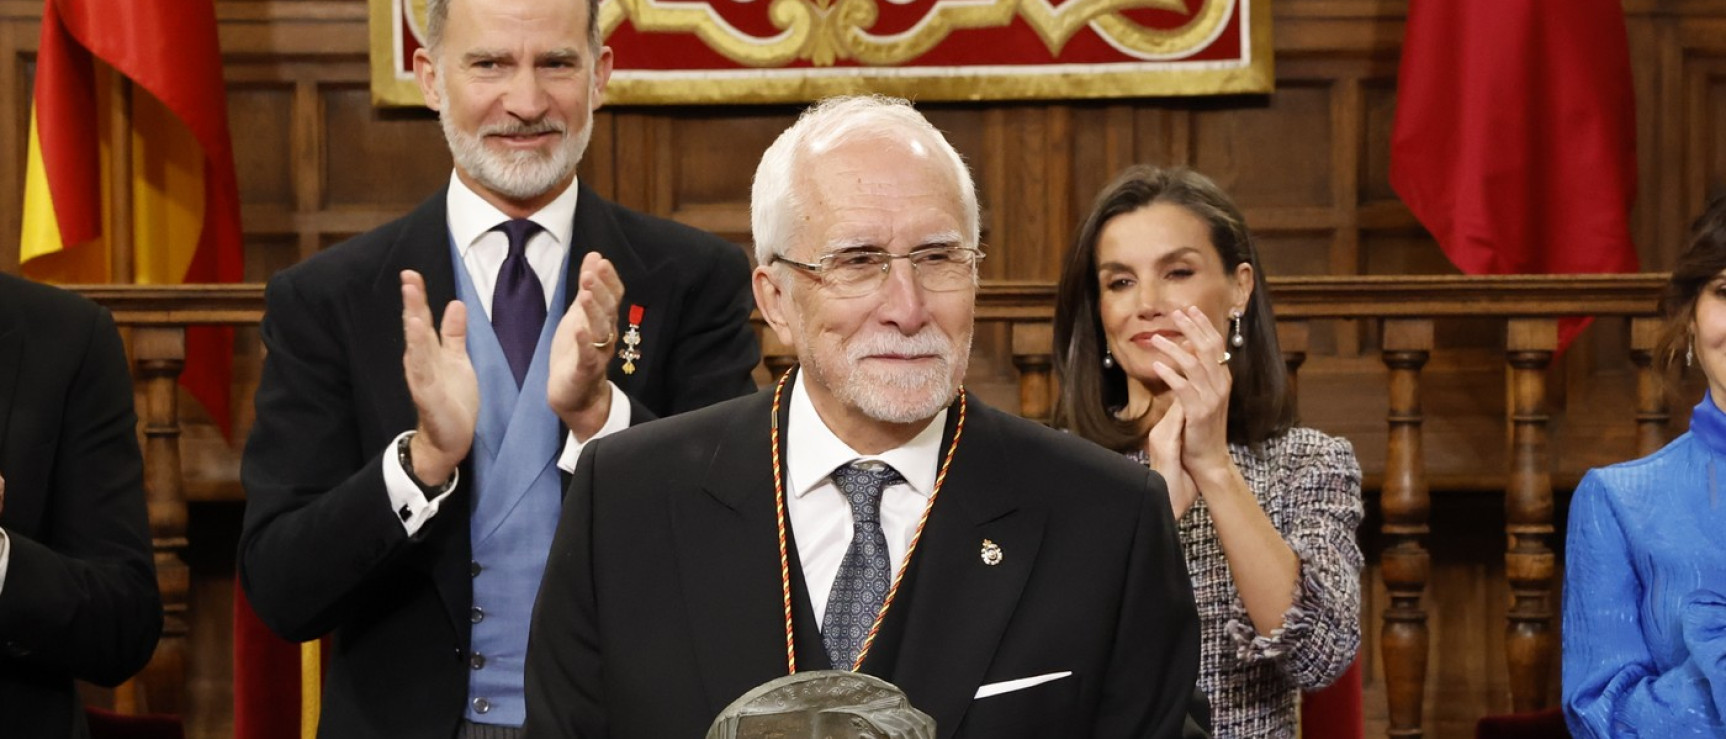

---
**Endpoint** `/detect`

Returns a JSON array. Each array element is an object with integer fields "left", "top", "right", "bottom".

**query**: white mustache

[
  {"left": 847, "top": 331, "right": 952, "bottom": 362},
  {"left": 481, "top": 121, "right": 565, "bottom": 137}
]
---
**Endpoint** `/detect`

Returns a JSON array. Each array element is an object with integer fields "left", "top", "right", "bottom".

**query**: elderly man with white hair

[{"left": 524, "top": 95, "right": 1200, "bottom": 738}]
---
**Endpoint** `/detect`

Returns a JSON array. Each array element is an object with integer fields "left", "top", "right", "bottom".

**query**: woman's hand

[
  {"left": 1147, "top": 401, "right": 1197, "bottom": 518},
  {"left": 1149, "top": 305, "right": 1235, "bottom": 477}
]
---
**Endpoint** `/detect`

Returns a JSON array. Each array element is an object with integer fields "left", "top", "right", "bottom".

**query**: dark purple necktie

[{"left": 491, "top": 219, "right": 546, "bottom": 387}]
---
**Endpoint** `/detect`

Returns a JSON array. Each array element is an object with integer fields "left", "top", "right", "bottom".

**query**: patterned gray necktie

[{"left": 822, "top": 460, "right": 904, "bottom": 670}]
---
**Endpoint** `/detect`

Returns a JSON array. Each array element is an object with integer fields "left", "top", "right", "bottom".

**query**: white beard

[
  {"left": 802, "top": 327, "right": 971, "bottom": 424},
  {"left": 437, "top": 76, "right": 590, "bottom": 201}
]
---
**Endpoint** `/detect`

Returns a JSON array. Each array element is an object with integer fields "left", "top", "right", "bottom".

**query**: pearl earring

[
  {"left": 1229, "top": 310, "right": 1245, "bottom": 348},
  {"left": 1102, "top": 350, "right": 1115, "bottom": 369}
]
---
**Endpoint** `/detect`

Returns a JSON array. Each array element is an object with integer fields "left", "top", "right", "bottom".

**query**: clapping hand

[
  {"left": 400, "top": 270, "right": 479, "bottom": 486},
  {"left": 548, "top": 252, "right": 625, "bottom": 440},
  {"left": 1148, "top": 306, "right": 1235, "bottom": 475},
  {"left": 1146, "top": 402, "right": 1197, "bottom": 518}
]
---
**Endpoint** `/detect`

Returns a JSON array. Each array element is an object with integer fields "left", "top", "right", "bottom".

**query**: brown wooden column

[
  {"left": 1381, "top": 319, "right": 1432, "bottom": 738},
  {"left": 1630, "top": 316, "right": 1671, "bottom": 456},
  {"left": 1011, "top": 321, "right": 1055, "bottom": 424},
  {"left": 131, "top": 326, "right": 188, "bottom": 715},
  {"left": 1505, "top": 318, "right": 1558, "bottom": 712}
]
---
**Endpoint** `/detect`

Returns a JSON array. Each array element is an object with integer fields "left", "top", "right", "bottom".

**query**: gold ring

[
  {"left": 591, "top": 329, "right": 616, "bottom": 349},
  {"left": 1218, "top": 351, "right": 1232, "bottom": 365}
]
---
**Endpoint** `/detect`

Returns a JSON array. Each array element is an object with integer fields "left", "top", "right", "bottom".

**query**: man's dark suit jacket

[
  {"left": 0, "top": 273, "right": 162, "bottom": 739},
  {"left": 524, "top": 378, "right": 1201, "bottom": 738},
  {"left": 239, "top": 184, "right": 761, "bottom": 738}
]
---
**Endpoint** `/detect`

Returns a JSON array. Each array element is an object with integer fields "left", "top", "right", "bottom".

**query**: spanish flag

[{"left": 21, "top": 0, "right": 244, "bottom": 435}]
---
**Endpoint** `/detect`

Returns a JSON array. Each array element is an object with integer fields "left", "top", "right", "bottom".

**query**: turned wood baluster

[
  {"left": 1505, "top": 319, "right": 1558, "bottom": 712},
  {"left": 1011, "top": 321, "right": 1055, "bottom": 424},
  {"left": 1381, "top": 319, "right": 1433, "bottom": 738},
  {"left": 130, "top": 327, "right": 189, "bottom": 715},
  {"left": 1630, "top": 316, "right": 1671, "bottom": 456}
]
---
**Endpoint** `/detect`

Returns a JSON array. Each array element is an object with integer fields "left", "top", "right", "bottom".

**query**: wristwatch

[{"left": 397, "top": 431, "right": 456, "bottom": 497}]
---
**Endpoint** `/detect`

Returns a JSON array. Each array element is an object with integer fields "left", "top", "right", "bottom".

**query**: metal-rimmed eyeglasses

[{"left": 771, "top": 246, "right": 985, "bottom": 298}]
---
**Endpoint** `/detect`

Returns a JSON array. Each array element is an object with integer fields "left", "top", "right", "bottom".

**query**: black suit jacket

[
  {"left": 524, "top": 381, "right": 1200, "bottom": 738},
  {"left": 0, "top": 273, "right": 162, "bottom": 739},
  {"left": 239, "top": 184, "right": 760, "bottom": 738}
]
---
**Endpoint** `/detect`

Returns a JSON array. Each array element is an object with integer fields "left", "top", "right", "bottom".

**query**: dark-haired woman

[
  {"left": 1562, "top": 195, "right": 1726, "bottom": 737},
  {"left": 1052, "top": 166, "right": 1362, "bottom": 738}
]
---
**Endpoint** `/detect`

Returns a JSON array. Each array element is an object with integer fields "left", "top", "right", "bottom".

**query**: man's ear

[
  {"left": 413, "top": 48, "right": 442, "bottom": 112},
  {"left": 591, "top": 46, "right": 614, "bottom": 111},
  {"left": 753, "top": 266, "right": 797, "bottom": 348}
]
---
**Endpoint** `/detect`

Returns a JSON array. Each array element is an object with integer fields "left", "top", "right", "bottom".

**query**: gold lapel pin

[{"left": 980, "top": 539, "right": 1003, "bottom": 566}]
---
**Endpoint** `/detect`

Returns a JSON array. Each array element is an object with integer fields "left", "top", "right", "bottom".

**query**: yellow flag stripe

[
  {"left": 20, "top": 106, "right": 66, "bottom": 265},
  {"left": 130, "top": 85, "right": 204, "bottom": 286},
  {"left": 300, "top": 640, "right": 321, "bottom": 739}
]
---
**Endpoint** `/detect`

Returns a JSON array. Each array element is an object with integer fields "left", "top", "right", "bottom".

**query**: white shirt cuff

[
  {"left": 557, "top": 382, "right": 632, "bottom": 472},
  {"left": 382, "top": 430, "right": 461, "bottom": 536},
  {"left": 0, "top": 529, "right": 10, "bottom": 597}
]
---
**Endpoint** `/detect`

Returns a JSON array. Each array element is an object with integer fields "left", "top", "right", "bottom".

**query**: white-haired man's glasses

[{"left": 772, "top": 246, "right": 984, "bottom": 298}]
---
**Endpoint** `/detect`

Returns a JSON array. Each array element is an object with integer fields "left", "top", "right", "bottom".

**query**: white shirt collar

[
  {"left": 444, "top": 171, "right": 580, "bottom": 256},
  {"left": 785, "top": 372, "right": 946, "bottom": 500}
]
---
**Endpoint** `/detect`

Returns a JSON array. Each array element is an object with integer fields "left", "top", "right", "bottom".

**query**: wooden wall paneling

[
  {"left": 1331, "top": 75, "right": 1362, "bottom": 276},
  {"left": 2, "top": 13, "right": 36, "bottom": 275},
  {"left": 608, "top": 110, "right": 661, "bottom": 214},
  {"left": 1067, "top": 102, "right": 1138, "bottom": 212},
  {"left": 227, "top": 83, "right": 295, "bottom": 212},
  {"left": 659, "top": 108, "right": 793, "bottom": 247},
  {"left": 1625, "top": 8, "right": 1663, "bottom": 266},
  {"left": 1651, "top": 13, "right": 1688, "bottom": 270},
  {"left": 1192, "top": 83, "right": 1334, "bottom": 212},
  {"left": 580, "top": 109, "right": 617, "bottom": 202},
  {"left": 322, "top": 83, "right": 448, "bottom": 211},
  {"left": 292, "top": 77, "right": 323, "bottom": 260}
]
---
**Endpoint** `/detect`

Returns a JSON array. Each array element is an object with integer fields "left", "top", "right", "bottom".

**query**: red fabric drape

[
  {"left": 1390, "top": 0, "right": 1639, "bottom": 346},
  {"left": 37, "top": 0, "right": 243, "bottom": 433},
  {"left": 232, "top": 585, "right": 319, "bottom": 739}
]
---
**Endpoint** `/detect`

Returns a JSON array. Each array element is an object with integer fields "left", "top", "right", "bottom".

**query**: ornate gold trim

[
  {"left": 370, "top": 0, "right": 426, "bottom": 107},
  {"left": 369, "top": 0, "right": 1271, "bottom": 107}
]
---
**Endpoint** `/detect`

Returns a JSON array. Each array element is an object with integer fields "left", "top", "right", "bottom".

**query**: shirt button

[
  {"left": 472, "top": 697, "right": 491, "bottom": 714},
  {"left": 470, "top": 561, "right": 482, "bottom": 577},
  {"left": 470, "top": 606, "right": 485, "bottom": 624},
  {"left": 470, "top": 653, "right": 486, "bottom": 670}
]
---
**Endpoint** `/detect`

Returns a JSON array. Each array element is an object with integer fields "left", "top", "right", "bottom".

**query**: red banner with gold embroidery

[{"left": 370, "top": 0, "right": 1270, "bottom": 105}]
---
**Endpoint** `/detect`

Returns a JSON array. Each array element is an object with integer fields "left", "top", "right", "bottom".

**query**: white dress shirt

[
  {"left": 382, "top": 173, "right": 630, "bottom": 535},
  {"left": 784, "top": 375, "right": 947, "bottom": 626}
]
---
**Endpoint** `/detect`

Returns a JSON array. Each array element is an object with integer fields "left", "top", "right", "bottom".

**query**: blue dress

[{"left": 1563, "top": 393, "right": 1726, "bottom": 737}]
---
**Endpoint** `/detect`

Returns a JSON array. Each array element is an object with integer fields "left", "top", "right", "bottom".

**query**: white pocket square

[{"left": 973, "top": 670, "right": 1074, "bottom": 699}]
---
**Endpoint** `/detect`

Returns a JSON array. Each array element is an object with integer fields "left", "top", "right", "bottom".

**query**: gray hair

[
  {"left": 424, "top": 0, "right": 603, "bottom": 57},
  {"left": 749, "top": 95, "right": 980, "bottom": 266}
]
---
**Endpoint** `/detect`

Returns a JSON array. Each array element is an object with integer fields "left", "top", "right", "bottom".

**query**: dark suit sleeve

[
  {"left": 525, "top": 442, "right": 608, "bottom": 738},
  {"left": 647, "top": 238, "right": 759, "bottom": 421},
  {"left": 1095, "top": 470, "right": 1201, "bottom": 738},
  {"left": 238, "top": 273, "right": 425, "bottom": 641},
  {"left": 0, "top": 307, "right": 161, "bottom": 687}
]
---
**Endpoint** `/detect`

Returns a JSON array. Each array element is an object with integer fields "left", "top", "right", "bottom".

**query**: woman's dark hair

[
  {"left": 1051, "top": 165, "right": 1295, "bottom": 451},
  {"left": 1657, "top": 194, "right": 1726, "bottom": 377}
]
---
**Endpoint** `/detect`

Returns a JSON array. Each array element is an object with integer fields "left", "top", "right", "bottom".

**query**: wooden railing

[{"left": 81, "top": 274, "right": 1671, "bottom": 736}]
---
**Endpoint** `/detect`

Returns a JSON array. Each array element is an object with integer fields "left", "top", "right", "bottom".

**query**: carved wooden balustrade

[{"left": 80, "top": 274, "right": 1669, "bottom": 736}]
